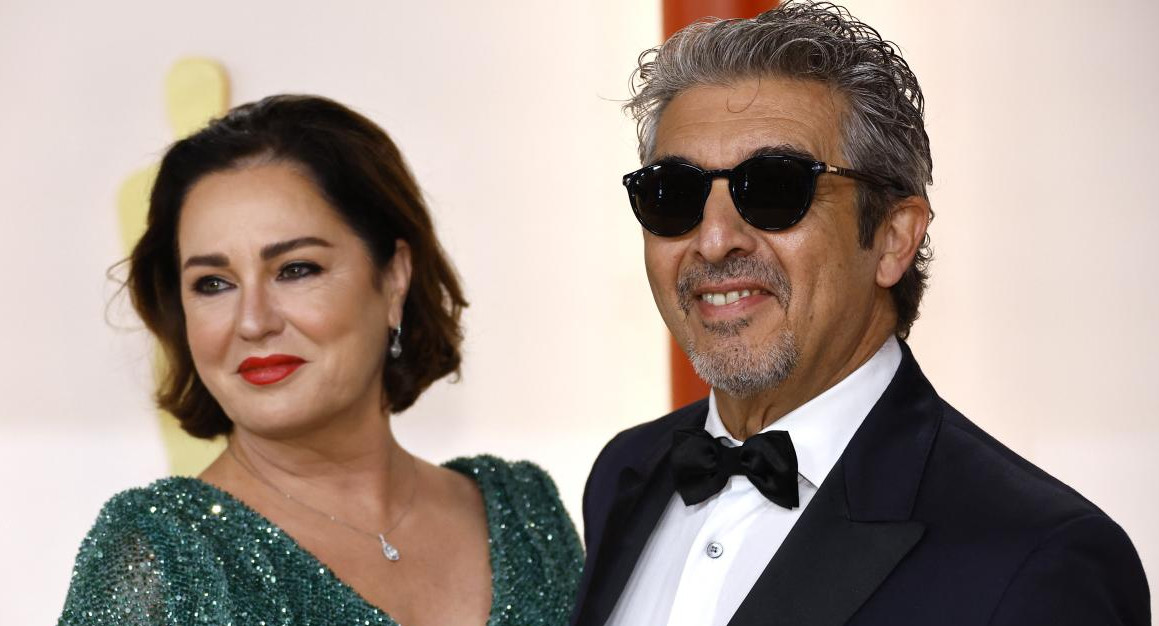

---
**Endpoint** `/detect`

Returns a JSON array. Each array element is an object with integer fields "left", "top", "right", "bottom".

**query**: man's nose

[
  {"left": 693, "top": 177, "right": 759, "bottom": 264},
  {"left": 236, "top": 282, "right": 284, "bottom": 342}
]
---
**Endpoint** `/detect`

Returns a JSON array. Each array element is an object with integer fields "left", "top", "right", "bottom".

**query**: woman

[{"left": 59, "top": 95, "right": 582, "bottom": 625}]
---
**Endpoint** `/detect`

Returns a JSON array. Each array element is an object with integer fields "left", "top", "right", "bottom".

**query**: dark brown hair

[{"left": 128, "top": 94, "right": 467, "bottom": 439}]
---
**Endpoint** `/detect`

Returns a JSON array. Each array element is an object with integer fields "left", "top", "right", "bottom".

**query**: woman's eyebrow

[
  {"left": 260, "top": 236, "right": 333, "bottom": 261},
  {"left": 183, "top": 253, "right": 228, "bottom": 270},
  {"left": 181, "top": 237, "right": 333, "bottom": 271}
]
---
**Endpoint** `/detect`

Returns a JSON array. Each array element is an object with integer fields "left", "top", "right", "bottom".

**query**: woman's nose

[{"left": 235, "top": 282, "right": 284, "bottom": 342}]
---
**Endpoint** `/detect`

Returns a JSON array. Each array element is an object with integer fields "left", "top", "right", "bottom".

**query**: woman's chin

[{"left": 226, "top": 404, "right": 330, "bottom": 442}]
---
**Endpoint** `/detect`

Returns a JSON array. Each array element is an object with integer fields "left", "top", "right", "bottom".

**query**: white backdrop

[{"left": 2, "top": 1, "right": 1156, "bottom": 623}]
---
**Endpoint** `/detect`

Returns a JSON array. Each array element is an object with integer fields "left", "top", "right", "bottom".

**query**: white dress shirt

[{"left": 605, "top": 337, "right": 903, "bottom": 626}]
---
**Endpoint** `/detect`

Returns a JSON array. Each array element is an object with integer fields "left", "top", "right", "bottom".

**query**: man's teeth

[{"left": 699, "top": 289, "right": 765, "bottom": 306}]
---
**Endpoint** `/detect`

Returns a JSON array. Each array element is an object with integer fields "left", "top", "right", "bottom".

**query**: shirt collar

[{"left": 704, "top": 336, "right": 902, "bottom": 488}]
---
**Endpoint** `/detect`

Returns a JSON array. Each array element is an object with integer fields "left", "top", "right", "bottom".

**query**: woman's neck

[{"left": 205, "top": 408, "right": 415, "bottom": 532}]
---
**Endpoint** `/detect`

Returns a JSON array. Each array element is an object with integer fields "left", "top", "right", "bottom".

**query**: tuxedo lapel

[
  {"left": 727, "top": 343, "right": 940, "bottom": 626},
  {"left": 725, "top": 465, "right": 925, "bottom": 626},
  {"left": 574, "top": 404, "right": 708, "bottom": 626}
]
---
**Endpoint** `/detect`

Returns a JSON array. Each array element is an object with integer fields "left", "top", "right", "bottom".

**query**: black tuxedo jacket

[{"left": 572, "top": 343, "right": 1149, "bottom": 626}]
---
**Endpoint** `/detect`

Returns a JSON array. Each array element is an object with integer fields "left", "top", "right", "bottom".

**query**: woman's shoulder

[
  {"left": 88, "top": 477, "right": 230, "bottom": 530},
  {"left": 97, "top": 476, "right": 211, "bottom": 506},
  {"left": 59, "top": 478, "right": 233, "bottom": 625},
  {"left": 443, "top": 454, "right": 565, "bottom": 505},
  {"left": 72, "top": 476, "right": 262, "bottom": 578},
  {"left": 444, "top": 455, "right": 583, "bottom": 623},
  {"left": 444, "top": 454, "right": 580, "bottom": 540}
]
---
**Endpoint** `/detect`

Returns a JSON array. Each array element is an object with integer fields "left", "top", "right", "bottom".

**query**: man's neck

[{"left": 715, "top": 331, "right": 895, "bottom": 440}]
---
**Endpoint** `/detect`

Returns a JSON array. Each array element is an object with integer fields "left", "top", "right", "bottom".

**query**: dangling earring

[{"left": 390, "top": 324, "right": 403, "bottom": 359}]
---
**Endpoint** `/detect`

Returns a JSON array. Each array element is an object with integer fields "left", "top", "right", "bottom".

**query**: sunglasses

[{"left": 622, "top": 154, "right": 906, "bottom": 237}]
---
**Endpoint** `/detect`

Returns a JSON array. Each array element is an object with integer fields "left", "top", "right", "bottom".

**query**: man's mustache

[{"left": 676, "top": 256, "right": 792, "bottom": 314}]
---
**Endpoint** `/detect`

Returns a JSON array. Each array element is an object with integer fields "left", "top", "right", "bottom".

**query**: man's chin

[
  {"left": 687, "top": 331, "right": 800, "bottom": 398},
  {"left": 698, "top": 318, "right": 752, "bottom": 338}
]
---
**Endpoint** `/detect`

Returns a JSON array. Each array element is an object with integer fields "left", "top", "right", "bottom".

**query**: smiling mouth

[
  {"left": 698, "top": 288, "right": 771, "bottom": 307},
  {"left": 237, "top": 354, "right": 306, "bottom": 386},
  {"left": 676, "top": 257, "right": 792, "bottom": 315}
]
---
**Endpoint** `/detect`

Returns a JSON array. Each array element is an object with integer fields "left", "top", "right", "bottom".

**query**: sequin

[{"left": 58, "top": 455, "right": 583, "bottom": 625}]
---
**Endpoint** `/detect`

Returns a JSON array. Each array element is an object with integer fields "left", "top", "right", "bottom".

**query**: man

[{"left": 571, "top": 3, "right": 1149, "bottom": 625}]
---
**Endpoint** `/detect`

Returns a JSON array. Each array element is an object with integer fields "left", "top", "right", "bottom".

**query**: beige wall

[
  {"left": 2, "top": 1, "right": 1155, "bottom": 623},
  {"left": 868, "top": 0, "right": 1159, "bottom": 606}
]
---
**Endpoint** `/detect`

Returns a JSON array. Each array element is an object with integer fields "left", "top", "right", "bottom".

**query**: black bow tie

[{"left": 670, "top": 427, "right": 799, "bottom": 509}]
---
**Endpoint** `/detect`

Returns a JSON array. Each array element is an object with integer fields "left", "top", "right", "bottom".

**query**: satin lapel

[
  {"left": 725, "top": 466, "right": 925, "bottom": 626},
  {"left": 575, "top": 404, "right": 708, "bottom": 626},
  {"left": 727, "top": 342, "right": 939, "bottom": 626}
]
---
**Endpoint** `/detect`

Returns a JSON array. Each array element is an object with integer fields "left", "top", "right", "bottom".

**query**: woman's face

[{"left": 177, "top": 161, "right": 411, "bottom": 439}]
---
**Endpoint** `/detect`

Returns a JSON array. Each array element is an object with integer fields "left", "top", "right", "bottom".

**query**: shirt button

[{"left": 706, "top": 541, "right": 724, "bottom": 559}]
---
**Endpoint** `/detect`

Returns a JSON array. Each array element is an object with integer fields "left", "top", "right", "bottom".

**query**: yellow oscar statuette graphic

[{"left": 116, "top": 58, "right": 230, "bottom": 476}]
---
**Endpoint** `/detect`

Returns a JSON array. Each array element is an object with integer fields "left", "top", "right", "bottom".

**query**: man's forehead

[{"left": 650, "top": 78, "right": 845, "bottom": 167}]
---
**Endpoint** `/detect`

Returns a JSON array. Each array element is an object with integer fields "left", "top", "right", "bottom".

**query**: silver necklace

[{"left": 228, "top": 445, "right": 417, "bottom": 562}]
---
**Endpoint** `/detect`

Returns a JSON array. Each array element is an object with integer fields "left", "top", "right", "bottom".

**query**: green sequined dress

[{"left": 58, "top": 455, "right": 583, "bottom": 626}]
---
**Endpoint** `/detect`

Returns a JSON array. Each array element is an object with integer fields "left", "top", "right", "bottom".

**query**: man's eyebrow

[
  {"left": 647, "top": 153, "right": 697, "bottom": 167},
  {"left": 647, "top": 144, "right": 819, "bottom": 168},
  {"left": 746, "top": 144, "right": 818, "bottom": 161},
  {"left": 181, "top": 237, "right": 334, "bottom": 271},
  {"left": 260, "top": 236, "right": 333, "bottom": 261}
]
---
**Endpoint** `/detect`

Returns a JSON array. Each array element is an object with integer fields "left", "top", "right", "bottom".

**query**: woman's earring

[{"left": 390, "top": 325, "right": 403, "bottom": 359}]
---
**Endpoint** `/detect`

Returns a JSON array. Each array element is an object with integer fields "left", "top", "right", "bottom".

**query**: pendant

[{"left": 378, "top": 533, "right": 400, "bottom": 561}]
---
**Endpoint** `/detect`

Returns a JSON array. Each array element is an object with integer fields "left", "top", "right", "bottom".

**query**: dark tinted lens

[
  {"left": 627, "top": 163, "right": 706, "bottom": 236},
  {"left": 732, "top": 157, "right": 814, "bottom": 230}
]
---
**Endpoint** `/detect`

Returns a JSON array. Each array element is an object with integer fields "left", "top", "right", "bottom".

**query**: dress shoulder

[
  {"left": 61, "top": 478, "right": 408, "bottom": 625},
  {"left": 58, "top": 479, "right": 208, "bottom": 626},
  {"left": 447, "top": 454, "right": 568, "bottom": 507},
  {"left": 445, "top": 454, "right": 582, "bottom": 556},
  {"left": 445, "top": 455, "right": 584, "bottom": 625}
]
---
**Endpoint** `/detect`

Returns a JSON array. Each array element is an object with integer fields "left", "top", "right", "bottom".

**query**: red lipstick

[{"left": 237, "top": 354, "right": 305, "bottom": 386}]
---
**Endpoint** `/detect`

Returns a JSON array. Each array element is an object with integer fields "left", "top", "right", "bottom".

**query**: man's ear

[{"left": 875, "top": 196, "right": 930, "bottom": 289}]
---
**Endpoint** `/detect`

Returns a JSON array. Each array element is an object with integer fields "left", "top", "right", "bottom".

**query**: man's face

[{"left": 644, "top": 77, "right": 887, "bottom": 401}]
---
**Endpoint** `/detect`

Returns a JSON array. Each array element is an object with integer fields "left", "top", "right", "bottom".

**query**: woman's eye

[
  {"left": 278, "top": 262, "right": 322, "bottom": 281},
  {"left": 192, "top": 276, "right": 233, "bottom": 294}
]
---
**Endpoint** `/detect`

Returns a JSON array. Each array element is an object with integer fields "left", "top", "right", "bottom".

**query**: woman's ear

[
  {"left": 383, "top": 239, "right": 412, "bottom": 326},
  {"left": 875, "top": 196, "right": 930, "bottom": 289}
]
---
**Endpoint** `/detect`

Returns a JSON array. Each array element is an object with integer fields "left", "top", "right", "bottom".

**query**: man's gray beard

[
  {"left": 687, "top": 328, "right": 800, "bottom": 398},
  {"left": 676, "top": 256, "right": 798, "bottom": 397}
]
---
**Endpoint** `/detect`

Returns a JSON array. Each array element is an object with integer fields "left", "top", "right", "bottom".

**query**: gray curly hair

[{"left": 626, "top": 0, "right": 933, "bottom": 338}]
